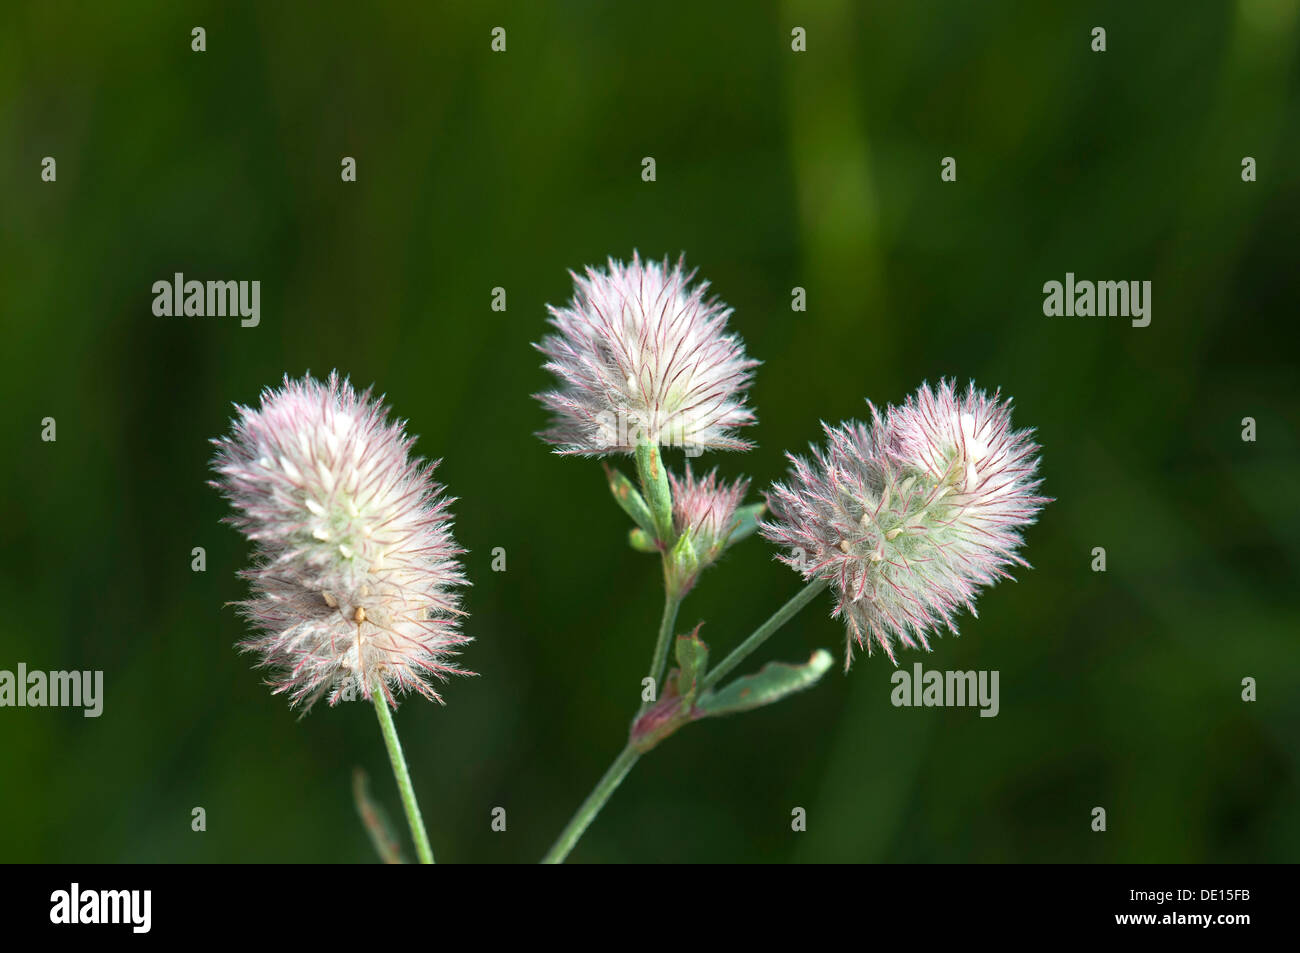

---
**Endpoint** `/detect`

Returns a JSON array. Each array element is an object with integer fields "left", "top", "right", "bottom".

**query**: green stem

[
  {"left": 541, "top": 744, "right": 641, "bottom": 864},
  {"left": 641, "top": 579, "right": 683, "bottom": 713},
  {"left": 542, "top": 578, "right": 828, "bottom": 863},
  {"left": 372, "top": 692, "right": 435, "bottom": 864},
  {"left": 701, "top": 578, "right": 828, "bottom": 691}
]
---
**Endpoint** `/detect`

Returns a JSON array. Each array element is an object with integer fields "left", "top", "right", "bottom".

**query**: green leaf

[
  {"left": 603, "top": 462, "right": 657, "bottom": 539},
  {"left": 352, "top": 768, "right": 407, "bottom": 864},
  {"left": 697, "top": 649, "right": 833, "bottom": 717},
  {"left": 673, "top": 626, "right": 709, "bottom": 701}
]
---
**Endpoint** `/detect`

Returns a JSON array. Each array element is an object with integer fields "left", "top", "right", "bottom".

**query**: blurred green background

[{"left": 1, "top": 0, "right": 1297, "bottom": 863}]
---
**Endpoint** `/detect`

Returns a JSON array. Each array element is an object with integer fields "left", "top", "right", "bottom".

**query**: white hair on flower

[
  {"left": 762, "top": 380, "right": 1049, "bottom": 668},
  {"left": 534, "top": 252, "right": 759, "bottom": 456},
  {"left": 211, "top": 372, "right": 470, "bottom": 710}
]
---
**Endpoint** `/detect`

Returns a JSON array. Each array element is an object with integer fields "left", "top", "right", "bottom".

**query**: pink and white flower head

[
  {"left": 761, "top": 380, "right": 1048, "bottom": 668},
  {"left": 671, "top": 466, "right": 749, "bottom": 551},
  {"left": 534, "top": 252, "right": 759, "bottom": 456},
  {"left": 211, "top": 372, "right": 470, "bottom": 710},
  {"left": 667, "top": 466, "right": 750, "bottom": 594}
]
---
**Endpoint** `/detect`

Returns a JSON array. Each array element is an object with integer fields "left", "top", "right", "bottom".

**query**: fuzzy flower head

[
  {"left": 664, "top": 465, "right": 750, "bottom": 597},
  {"left": 761, "top": 380, "right": 1048, "bottom": 667},
  {"left": 211, "top": 372, "right": 469, "bottom": 710},
  {"left": 671, "top": 466, "right": 749, "bottom": 548},
  {"left": 534, "top": 252, "right": 759, "bottom": 456}
]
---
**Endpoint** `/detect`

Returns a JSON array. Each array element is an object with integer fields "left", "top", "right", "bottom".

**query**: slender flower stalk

[
  {"left": 699, "top": 578, "right": 827, "bottom": 691},
  {"left": 641, "top": 588, "right": 682, "bottom": 714},
  {"left": 542, "top": 577, "right": 823, "bottom": 864},
  {"left": 372, "top": 689, "right": 435, "bottom": 864},
  {"left": 541, "top": 745, "right": 641, "bottom": 864}
]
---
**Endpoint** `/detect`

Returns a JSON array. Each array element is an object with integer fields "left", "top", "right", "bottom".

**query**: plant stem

[
  {"left": 541, "top": 744, "right": 641, "bottom": 864},
  {"left": 372, "top": 693, "right": 435, "bottom": 864},
  {"left": 641, "top": 580, "right": 683, "bottom": 713},
  {"left": 542, "top": 578, "right": 828, "bottom": 863},
  {"left": 700, "top": 577, "right": 827, "bottom": 691}
]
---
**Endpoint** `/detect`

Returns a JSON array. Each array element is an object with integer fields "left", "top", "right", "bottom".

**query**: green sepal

[
  {"left": 628, "top": 527, "right": 659, "bottom": 553},
  {"left": 697, "top": 649, "right": 833, "bottom": 717},
  {"left": 665, "top": 527, "right": 700, "bottom": 596},
  {"left": 634, "top": 441, "right": 675, "bottom": 544},
  {"left": 603, "top": 462, "right": 657, "bottom": 539}
]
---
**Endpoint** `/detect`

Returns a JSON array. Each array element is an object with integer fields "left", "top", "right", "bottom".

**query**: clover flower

[
  {"left": 761, "top": 380, "right": 1048, "bottom": 667},
  {"left": 671, "top": 466, "right": 750, "bottom": 548},
  {"left": 666, "top": 466, "right": 750, "bottom": 595},
  {"left": 534, "top": 252, "right": 758, "bottom": 456},
  {"left": 211, "top": 372, "right": 469, "bottom": 709}
]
